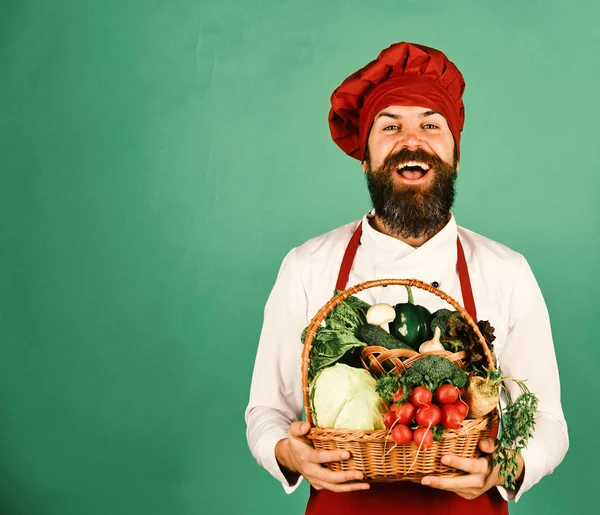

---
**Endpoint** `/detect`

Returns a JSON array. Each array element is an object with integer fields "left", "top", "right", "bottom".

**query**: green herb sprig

[
  {"left": 489, "top": 369, "right": 538, "bottom": 490},
  {"left": 375, "top": 373, "right": 401, "bottom": 402}
]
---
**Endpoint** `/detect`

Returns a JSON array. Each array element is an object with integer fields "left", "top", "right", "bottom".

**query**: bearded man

[{"left": 245, "top": 42, "right": 568, "bottom": 515}]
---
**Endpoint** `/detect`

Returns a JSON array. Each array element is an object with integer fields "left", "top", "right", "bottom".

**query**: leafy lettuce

[{"left": 302, "top": 291, "right": 371, "bottom": 382}]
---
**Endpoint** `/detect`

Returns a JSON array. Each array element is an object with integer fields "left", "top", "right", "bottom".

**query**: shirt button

[{"left": 432, "top": 281, "right": 440, "bottom": 288}]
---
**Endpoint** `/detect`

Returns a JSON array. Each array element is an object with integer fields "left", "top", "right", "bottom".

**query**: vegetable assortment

[
  {"left": 303, "top": 285, "right": 538, "bottom": 490},
  {"left": 376, "top": 356, "right": 469, "bottom": 448}
]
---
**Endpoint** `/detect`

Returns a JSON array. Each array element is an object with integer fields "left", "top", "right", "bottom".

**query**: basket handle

[{"left": 301, "top": 278, "right": 495, "bottom": 426}]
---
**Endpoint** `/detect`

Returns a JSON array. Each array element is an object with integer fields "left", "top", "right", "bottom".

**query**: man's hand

[
  {"left": 275, "top": 421, "right": 371, "bottom": 492},
  {"left": 420, "top": 438, "right": 523, "bottom": 500}
]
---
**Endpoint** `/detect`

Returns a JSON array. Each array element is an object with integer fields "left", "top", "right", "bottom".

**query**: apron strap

[
  {"left": 335, "top": 222, "right": 363, "bottom": 292},
  {"left": 457, "top": 236, "right": 477, "bottom": 322},
  {"left": 335, "top": 221, "right": 478, "bottom": 321}
]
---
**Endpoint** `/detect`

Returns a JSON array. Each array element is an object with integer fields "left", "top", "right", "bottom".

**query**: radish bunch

[{"left": 383, "top": 384, "right": 469, "bottom": 448}]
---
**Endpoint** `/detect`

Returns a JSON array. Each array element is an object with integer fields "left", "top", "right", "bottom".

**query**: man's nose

[{"left": 396, "top": 128, "right": 424, "bottom": 150}]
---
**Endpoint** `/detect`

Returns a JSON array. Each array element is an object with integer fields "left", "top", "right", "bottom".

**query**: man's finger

[
  {"left": 440, "top": 455, "right": 489, "bottom": 475},
  {"left": 308, "top": 464, "right": 365, "bottom": 485},
  {"left": 313, "top": 480, "right": 371, "bottom": 493},
  {"left": 289, "top": 421, "right": 311, "bottom": 437},
  {"left": 421, "top": 473, "right": 482, "bottom": 491},
  {"left": 309, "top": 466, "right": 370, "bottom": 492},
  {"left": 310, "top": 448, "right": 351, "bottom": 464}
]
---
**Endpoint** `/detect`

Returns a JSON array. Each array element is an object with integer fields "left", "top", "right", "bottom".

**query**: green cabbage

[{"left": 310, "top": 363, "right": 389, "bottom": 430}]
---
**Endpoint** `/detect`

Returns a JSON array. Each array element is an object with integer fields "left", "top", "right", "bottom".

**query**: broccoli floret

[
  {"left": 430, "top": 309, "right": 454, "bottom": 335},
  {"left": 401, "top": 355, "right": 468, "bottom": 392},
  {"left": 430, "top": 309, "right": 469, "bottom": 352}
]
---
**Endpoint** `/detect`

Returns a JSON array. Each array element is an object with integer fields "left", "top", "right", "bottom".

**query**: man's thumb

[
  {"left": 289, "top": 421, "right": 311, "bottom": 437},
  {"left": 478, "top": 437, "right": 498, "bottom": 454}
]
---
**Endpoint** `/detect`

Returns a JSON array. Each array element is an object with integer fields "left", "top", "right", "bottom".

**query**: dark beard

[{"left": 365, "top": 148, "right": 457, "bottom": 240}]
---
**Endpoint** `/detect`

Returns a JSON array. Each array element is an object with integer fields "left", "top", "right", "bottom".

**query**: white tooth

[{"left": 396, "top": 161, "right": 430, "bottom": 171}]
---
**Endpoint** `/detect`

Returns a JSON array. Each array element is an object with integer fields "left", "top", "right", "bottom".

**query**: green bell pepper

[{"left": 389, "top": 285, "right": 433, "bottom": 350}]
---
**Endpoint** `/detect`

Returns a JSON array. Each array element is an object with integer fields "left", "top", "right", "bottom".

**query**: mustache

[{"left": 382, "top": 148, "right": 448, "bottom": 172}]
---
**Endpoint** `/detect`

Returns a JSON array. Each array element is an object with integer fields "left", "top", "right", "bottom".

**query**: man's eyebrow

[
  {"left": 374, "top": 111, "right": 402, "bottom": 120},
  {"left": 419, "top": 110, "right": 441, "bottom": 118},
  {"left": 374, "top": 110, "right": 442, "bottom": 120}
]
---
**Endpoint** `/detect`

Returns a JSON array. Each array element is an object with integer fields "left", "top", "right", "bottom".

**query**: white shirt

[{"left": 245, "top": 211, "right": 568, "bottom": 502}]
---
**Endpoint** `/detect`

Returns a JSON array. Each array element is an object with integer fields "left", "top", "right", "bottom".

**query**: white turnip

[{"left": 463, "top": 375, "right": 500, "bottom": 418}]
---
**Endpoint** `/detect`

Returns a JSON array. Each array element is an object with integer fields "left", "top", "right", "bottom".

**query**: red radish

[
  {"left": 436, "top": 384, "right": 459, "bottom": 405},
  {"left": 490, "top": 425, "right": 499, "bottom": 439},
  {"left": 409, "top": 386, "right": 432, "bottom": 407},
  {"left": 392, "top": 424, "right": 412, "bottom": 445},
  {"left": 413, "top": 427, "right": 433, "bottom": 449},
  {"left": 383, "top": 411, "right": 396, "bottom": 429},
  {"left": 415, "top": 404, "right": 441, "bottom": 427},
  {"left": 392, "top": 388, "right": 405, "bottom": 403},
  {"left": 396, "top": 402, "right": 417, "bottom": 425},
  {"left": 452, "top": 398, "right": 469, "bottom": 418},
  {"left": 440, "top": 404, "right": 464, "bottom": 429}
]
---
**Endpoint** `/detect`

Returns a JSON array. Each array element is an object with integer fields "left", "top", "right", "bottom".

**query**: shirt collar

[{"left": 360, "top": 209, "right": 458, "bottom": 265}]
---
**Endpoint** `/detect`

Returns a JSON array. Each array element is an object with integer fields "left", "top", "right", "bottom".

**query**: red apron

[{"left": 306, "top": 222, "right": 508, "bottom": 515}]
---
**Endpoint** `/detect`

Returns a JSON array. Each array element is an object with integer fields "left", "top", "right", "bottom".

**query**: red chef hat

[{"left": 328, "top": 42, "right": 466, "bottom": 162}]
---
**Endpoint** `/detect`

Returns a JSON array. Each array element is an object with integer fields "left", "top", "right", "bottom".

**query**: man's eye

[
  {"left": 423, "top": 124, "right": 439, "bottom": 129},
  {"left": 383, "top": 125, "right": 399, "bottom": 131}
]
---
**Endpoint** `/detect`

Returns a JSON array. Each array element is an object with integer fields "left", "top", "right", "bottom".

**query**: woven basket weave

[{"left": 302, "top": 278, "right": 498, "bottom": 483}]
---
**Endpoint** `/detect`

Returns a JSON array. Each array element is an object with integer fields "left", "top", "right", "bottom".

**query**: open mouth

[{"left": 396, "top": 161, "right": 431, "bottom": 181}]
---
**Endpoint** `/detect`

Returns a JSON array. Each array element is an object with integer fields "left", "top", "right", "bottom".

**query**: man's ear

[
  {"left": 361, "top": 161, "right": 367, "bottom": 173},
  {"left": 456, "top": 161, "right": 460, "bottom": 172}
]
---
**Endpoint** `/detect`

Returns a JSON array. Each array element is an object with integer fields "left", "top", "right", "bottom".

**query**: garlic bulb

[{"left": 419, "top": 326, "right": 445, "bottom": 353}]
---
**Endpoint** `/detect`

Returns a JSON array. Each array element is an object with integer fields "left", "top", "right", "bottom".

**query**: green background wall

[{"left": 0, "top": 0, "right": 596, "bottom": 513}]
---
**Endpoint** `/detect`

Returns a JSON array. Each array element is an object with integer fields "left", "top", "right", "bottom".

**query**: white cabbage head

[{"left": 310, "top": 363, "right": 389, "bottom": 430}]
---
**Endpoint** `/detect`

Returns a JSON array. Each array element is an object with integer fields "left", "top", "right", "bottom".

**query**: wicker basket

[{"left": 302, "top": 278, "right": 499, "bottom": 483}]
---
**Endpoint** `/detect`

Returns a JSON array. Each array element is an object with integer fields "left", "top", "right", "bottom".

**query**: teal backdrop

[{"left": 1, "top": 0, "right": 597, "bottom": 514}]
